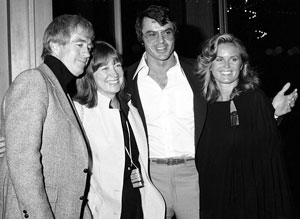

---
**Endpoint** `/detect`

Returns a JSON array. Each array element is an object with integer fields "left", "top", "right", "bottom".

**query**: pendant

[{"left": 130, "top": 168, "right": 144, "bottom": 188}]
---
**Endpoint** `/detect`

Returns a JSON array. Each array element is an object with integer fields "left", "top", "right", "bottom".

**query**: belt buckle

[
  {"left": 166, "top": 158, "right": 172, "bottom": 165},
  {"left": 167, "top": 158, "right": 178, "bottom": 165}
]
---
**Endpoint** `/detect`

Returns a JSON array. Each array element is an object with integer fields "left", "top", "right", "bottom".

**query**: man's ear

[{"left": 50, "top": 42, "right": 60, "bottom": 57}]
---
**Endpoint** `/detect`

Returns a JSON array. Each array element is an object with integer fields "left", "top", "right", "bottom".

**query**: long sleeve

[{"left": 4, "top": 69, "right": 54, "bottom": 218}]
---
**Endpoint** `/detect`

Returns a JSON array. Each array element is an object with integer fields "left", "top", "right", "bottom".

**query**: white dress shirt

[{"left": 134, "top": 52, "right": 195, "bottom": 159}]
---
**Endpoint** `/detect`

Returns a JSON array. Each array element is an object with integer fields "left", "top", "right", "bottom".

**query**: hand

[
  {"left": 0, "top": 136, "right": 6, "bottom": 157},
  {"left": 272, "top": 82, "right": 298, "bottom": 117}
]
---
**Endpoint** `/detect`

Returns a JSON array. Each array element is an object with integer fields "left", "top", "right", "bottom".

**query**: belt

[{"left": 150, "top": 157, "right": 194, "bottom": 166}]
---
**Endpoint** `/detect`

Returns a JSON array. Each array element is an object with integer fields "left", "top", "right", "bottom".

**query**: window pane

[{"left": 227, "top": 0, "right": 299, "bottom": 99}]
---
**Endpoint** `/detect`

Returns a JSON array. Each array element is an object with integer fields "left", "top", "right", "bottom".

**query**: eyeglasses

[{"left": 143, "top": 29, "right": 175, "bottom": 42}]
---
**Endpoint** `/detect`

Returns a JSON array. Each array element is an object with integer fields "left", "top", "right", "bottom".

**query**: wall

[{"left": 0, "top": 0, "right": 52, "bottom": 102}]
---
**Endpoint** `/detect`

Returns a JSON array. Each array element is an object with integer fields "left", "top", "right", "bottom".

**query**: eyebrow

[
  {"left": 71, "top": 38, "right": 93, "bottom": 49},
  {"left": 215, "top": 55, "right": 240, "bottom": 60},
  {"left": 145, "top": 28, "right": 174, "bottom": 33}
]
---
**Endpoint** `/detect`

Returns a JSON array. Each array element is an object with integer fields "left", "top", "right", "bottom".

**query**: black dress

[{"left": 196, "top": 89, "right": 296, "bottom": 219}]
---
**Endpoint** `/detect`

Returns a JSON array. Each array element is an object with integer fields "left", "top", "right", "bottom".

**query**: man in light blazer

[{"left": 0, "top": 14, "right": 94, "bottom": 219}]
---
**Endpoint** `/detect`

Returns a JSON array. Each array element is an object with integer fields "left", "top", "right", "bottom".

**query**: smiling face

[
  {"left": 93, "top": 57, "right": 124, "bottom": 99},
  {"left": 141, "top": 17, "right": 175, "bottom": 62},
  {"left": 54, "top": 26, "right": 93, "bottom": 77},
  {"left": 211, "top": 43, "right": 243, "bottom": 89}
]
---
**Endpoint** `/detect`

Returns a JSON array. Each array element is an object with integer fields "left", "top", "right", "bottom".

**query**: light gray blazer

[{"left": 0, "top": 63, "right": 92, "bottom": 219}]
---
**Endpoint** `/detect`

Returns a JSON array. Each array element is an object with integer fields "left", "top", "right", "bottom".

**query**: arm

[
  {"left": 272, "top": 82, "right": 298, "bottom": 118},
  {"left": 4, "top": 70, "right": 54, "bottom": 218}
]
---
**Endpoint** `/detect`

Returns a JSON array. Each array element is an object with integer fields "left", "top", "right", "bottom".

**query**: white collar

[
  {"left": 97, "top": 91, "right": 114, "bottom": 109},
  {"left": 132, "top": 51, "right": 180, "bottom": 79}
]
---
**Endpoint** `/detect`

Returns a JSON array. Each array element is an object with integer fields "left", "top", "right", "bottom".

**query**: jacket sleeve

[{"left": 3, "top": 69, "right": 54, "bottom": 218}]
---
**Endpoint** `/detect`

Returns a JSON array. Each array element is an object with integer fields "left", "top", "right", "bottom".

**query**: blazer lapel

[
  {"left": 38, "top": 64, "right": 93, "bottom": 216},
  {"left": 37, "top": 64, "right": 82, "bottom": 133},
  {"left": 126, "top": 73, "right": 149, "bottom": 138},
  {"left": 127, "top": 103, "right": 149, "bottom": 165}
]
